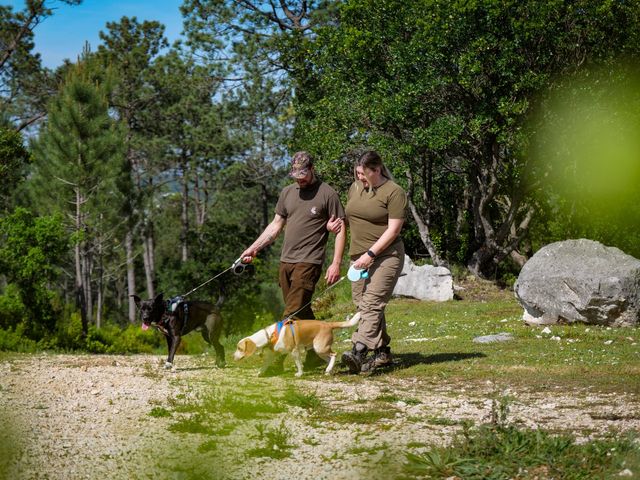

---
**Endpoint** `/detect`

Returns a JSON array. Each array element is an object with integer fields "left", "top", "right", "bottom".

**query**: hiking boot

[
  {"left": 303, "top": 349, "right": 326, "bottom": 369},
  {"left": 361, "top": 346, "right": 393, "bottom": 373},
  {"left": 259, "top": 353, "right": 286, "bottom": 377},
  {"left": 341, "top": 342, "right": 368, "bottom": 374}
]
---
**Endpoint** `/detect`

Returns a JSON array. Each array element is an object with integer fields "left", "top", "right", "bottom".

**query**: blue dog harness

[{"left": 271, "top": 319, "right": 295, "bottom": 345}]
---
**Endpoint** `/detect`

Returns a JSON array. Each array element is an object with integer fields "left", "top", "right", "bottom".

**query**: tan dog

[
  {"left": 275, "top": 312, "right": 361, "bottom": 376},
  {"left": 234, "top": 313, "right": 360, "bottom": 376}
]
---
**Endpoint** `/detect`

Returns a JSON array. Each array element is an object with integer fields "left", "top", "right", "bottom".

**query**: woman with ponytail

[{"left": 341, "top": 150, "right": 407, "bottom": 374}]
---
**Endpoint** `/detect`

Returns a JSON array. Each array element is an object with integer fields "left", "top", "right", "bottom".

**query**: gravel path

[{"left": 1, "top": 353, "right": 639, "bottom": 480}]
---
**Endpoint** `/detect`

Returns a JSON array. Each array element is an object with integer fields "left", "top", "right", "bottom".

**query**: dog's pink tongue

[{"left": 141, "top": 323, "right": 149, "bottom": 331}]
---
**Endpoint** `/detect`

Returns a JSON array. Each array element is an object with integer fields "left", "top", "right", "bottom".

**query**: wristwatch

[{"left": 367, "top": 249, "right": 376, "bottom": 258}]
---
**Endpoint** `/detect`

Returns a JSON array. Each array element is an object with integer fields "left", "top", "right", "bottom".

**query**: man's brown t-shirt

[{"left": 275, "top": 180, "right": 345, "bottom": 265}]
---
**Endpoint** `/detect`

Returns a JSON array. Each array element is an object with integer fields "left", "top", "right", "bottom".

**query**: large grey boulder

[
  {"left": 514, "top": 239, "right": 640, "bottom": 326},
  {"left": 393, "top": 255, "right": 453, "bottom": 301}
]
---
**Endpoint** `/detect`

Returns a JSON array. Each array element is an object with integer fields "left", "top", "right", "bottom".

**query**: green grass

[
  {"left": 148, "top": 406, "right": 172, "bottom": 418},
  {"left": 404, "top": 420, "right": 639, "bottom": 480},
  {"left": 245, "top": 420, "right": 295, "bottom": 459},
  {"left": 402, "top": 395, "right": 640, "bottom": 479},
  {"left": 280, "top": 385, "right": 322, "bottom": 409}
]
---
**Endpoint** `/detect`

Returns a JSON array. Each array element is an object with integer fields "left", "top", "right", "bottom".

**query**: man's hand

[
  {"left": 240, "top": 247, "right": 257, "bottom": 263},
  {"left": 326, "top": 215, "right": 344, "bottom": 234},
  {"left": 325, "top": 262, "right": 341, "bottom": 285}
]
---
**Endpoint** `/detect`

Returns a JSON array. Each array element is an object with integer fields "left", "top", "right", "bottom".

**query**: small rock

[
  {"left": 473, "top": 333, "right": 514, "bottom": 343},
  {"left": 550, "top": 336, "right": 561, "bottom": 341},
  {"left": 618, "top": 469, "right": 633, "bottom": 477},
  {"left": 604, "top": 340, "right": 613, "bottom": 345},
  {"left": 542, "top": 327, "right": 552, "bottom": 335},
  {"left": 408, "top": 321, "right": 416, "bottom": 327}
]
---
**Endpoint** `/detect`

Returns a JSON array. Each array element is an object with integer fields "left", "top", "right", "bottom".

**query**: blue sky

[{"left": 6, "top": 0, "right": 185, "bottom": 68}]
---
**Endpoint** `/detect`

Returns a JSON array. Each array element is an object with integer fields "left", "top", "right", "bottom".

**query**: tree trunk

[
  {"left": 405, "top": 168, "right": 445, "bottom": 266},
  {"left": 467, "top": 140, "right": 534, "bottom": 278},
  {"left": 467, "top": 246, "right": 497, "bottom": 279},
  {"left": 74, "top": 187, "right": 88, "bottom": 337},
  {"left": 142, "top": 223, "right": 156, "bottom": 298},
  {"left": 180, "top": 160, "right": 189, "bottom": 262},
  {"left": 96, "top": 238, "right": 103, "bottom": 329},
  {"left": 83, "top": 250, "right": 92, "bottom": 325},
  {"left": 126, "top": 229, "right": 137, "bottom": 323},
  {"left": 260, "top": 183, "right": 269, "bottom": 231}
]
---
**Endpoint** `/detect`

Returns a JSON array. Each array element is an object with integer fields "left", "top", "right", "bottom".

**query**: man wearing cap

[{"left": 240, "top": 151, "right": 346, "bottom": 375}]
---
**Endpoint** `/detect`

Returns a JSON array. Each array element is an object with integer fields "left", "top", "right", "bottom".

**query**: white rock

[{"left": 393, "top": 255, "right": 453, "bottom": 301}]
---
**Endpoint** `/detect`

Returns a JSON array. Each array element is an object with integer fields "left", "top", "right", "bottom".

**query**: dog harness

[
  {"left": 163, "top": 296, "right": 190, "bottom": 335},
  {"left": 270, "top": 319, "right": 295, "bottom": 346}
]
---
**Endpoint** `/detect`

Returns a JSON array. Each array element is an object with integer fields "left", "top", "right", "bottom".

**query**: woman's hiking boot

[
  {"left": 361, "top": 346, "right": 393, "bottom": 373},
  {"left": 341, "top": 342, "right": 368, "bottom": 374}
]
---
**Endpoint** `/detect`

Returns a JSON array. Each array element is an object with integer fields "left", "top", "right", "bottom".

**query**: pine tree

[{"left": 31, "top": 52, "right": 125, "bottom": 335}]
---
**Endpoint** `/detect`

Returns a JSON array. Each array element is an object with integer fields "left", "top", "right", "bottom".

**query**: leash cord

[
  {"left": 180, "top": 265, "right": 234, "bottom": 298},
  {"left": 284, "top": 275, "right": 347, "bottom": 320}
]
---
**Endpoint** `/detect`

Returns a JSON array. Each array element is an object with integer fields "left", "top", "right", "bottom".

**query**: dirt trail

[{"left": 1, "top": 353, "right": 638, "bottom": 480}]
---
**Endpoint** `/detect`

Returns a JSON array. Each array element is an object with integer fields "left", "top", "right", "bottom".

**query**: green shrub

[
  {"left": 106, "top": 324, "right": 159, "bottom": 354},
  {"left": 0, "top": 285, "right": 27, "bottom": 330},
  {"left": 0, "top": 324, "right": 37, "bottom": 352},
  {"left": 53, "top": 312, "right": 84, "bottom": 350}
]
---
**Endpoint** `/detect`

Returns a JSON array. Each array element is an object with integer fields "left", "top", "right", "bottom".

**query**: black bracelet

[{"left": 367, "top": 249, "right": 376, "bottom": 258}]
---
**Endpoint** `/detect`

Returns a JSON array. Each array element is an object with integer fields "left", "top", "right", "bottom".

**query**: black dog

[{"left": 132, "top": 293, "right": 225, "bottom": 369}]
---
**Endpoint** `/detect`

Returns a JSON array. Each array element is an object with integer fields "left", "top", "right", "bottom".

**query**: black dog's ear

[
  {"left": 131, "top": 295, "right": 141, "bottom": 307},
  {"left": 154, "top": 292, "right": 164, "bottom": 304}
]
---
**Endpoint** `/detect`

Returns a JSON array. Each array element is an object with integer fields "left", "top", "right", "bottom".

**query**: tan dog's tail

[{"left": 330, "top": 312, "right": 361, "bottom": 329}]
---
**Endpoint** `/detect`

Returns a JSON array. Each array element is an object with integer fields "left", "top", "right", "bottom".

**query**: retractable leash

[{"left": 180, "top": 257, "right": 252, "bottom": 299}]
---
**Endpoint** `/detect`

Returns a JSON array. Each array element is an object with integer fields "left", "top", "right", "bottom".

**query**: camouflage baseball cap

[{"left": 289, "top": 151, "right": 313, "bottom": 178}]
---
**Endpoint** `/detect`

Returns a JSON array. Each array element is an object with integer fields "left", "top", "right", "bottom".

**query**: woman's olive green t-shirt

[{"left": 345, "top": 180, "right": 407, "bottom": 256}]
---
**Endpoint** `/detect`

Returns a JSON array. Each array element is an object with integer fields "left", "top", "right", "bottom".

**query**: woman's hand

[{"left": 353, "top": 253, "right": 374, "bottom": 270}]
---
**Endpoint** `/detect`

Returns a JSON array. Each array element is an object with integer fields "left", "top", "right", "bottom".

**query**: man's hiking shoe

[
  {"left": 341, "top": 342, "right": 368, "bottom": 374},
  {"left": 303, "top": 349, "right": 326, "bottom": 369}
]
